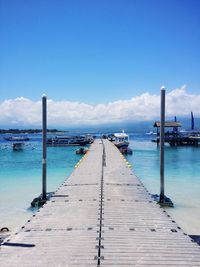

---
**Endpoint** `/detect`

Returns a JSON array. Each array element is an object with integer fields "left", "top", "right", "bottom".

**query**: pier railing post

[
  {"left": 159, "top": 87, "right": 165, "bottom": 203},
  {"left": 42, "top": 94, "right": 47, "bottom": 201},
  {"left": 156, "top": 87, "right": 174, "bottom": 207}
]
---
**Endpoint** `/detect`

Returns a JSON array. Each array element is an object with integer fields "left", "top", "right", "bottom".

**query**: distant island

[{"left": 0, "top": 129, "right": 67, "bottom": 134}]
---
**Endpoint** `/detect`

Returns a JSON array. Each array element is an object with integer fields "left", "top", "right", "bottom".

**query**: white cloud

[{"left": 0, "top": 86, "right": 199, "bottom": 126}]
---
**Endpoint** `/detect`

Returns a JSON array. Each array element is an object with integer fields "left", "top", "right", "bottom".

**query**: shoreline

[{"left": 0, "top": 128, "right": 66, "bottom": 134}]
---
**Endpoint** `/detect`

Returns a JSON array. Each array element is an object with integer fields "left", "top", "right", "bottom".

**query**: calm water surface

[
  {"left": 0, "top": 134, "right": 82, "bottom": 232},
  {"left": 127, "top": 138, "right": 200, "bottom": 235}
]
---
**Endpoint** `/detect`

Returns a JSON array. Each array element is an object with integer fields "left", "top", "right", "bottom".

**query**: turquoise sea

[
  {"left": 0, "top": 128, "right": 200, "bottom": 235},
  {"left": 128, "top": 135, "right": 200, "bottom": 235}
]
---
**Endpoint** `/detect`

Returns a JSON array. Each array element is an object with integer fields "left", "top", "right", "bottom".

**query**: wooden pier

[
  {"left": 1, "top": 139, "right": 200, "bottom": 266},
  {"left": 153, "top": 121, "right": 200, "bottom": 146}
]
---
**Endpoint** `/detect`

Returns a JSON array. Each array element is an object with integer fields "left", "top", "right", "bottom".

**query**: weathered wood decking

[{"left": 0, "top": 139, "right": 200, "bottom": 266}]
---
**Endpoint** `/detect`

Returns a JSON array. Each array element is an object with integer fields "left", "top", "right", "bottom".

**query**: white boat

[
  {"left": 146, "top": 131, "right": 156, "bottom": 135},
  {"left": 113, "top": 130, "right": 129, "bottom": 149}
]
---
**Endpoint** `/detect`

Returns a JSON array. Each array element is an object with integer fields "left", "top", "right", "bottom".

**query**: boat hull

[
  {"left": 47, "top": 143, "right": 87, "bottom": 146},
  {"left": 47, "top": 140, "right": 89, "bottom": 146},
  {"left": 114, "top": 142, "right": 129, "bottom": 149},
  {"left": 5, "top": 137, "right": 29, "bottom": 141},
  {"left": 13, "top": 142, "right": 24, "bottom": 151}
]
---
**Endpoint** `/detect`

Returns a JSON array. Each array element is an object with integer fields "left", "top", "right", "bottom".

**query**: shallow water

[
  {"left": 0, "top": 135, "right": 82, "bottom": 232},
  {"left": 0, "top": 133, "right": 200, "bottom": 235},
  {"left": 127, "top": 139, "right": 200, "bottom": 235}
]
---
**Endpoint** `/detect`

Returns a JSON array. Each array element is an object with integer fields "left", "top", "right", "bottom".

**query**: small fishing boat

[
  {"left": 13, "top": 142, "right": 24, "bottom": 151},
  {"left": 76, "top": 147, "right": 88, "bottom": 154},
  {"left": 5, "top": 136, "right": 30, "bottom": 141},
  {"left": 47, "top": 135, "right": 93, "bottom": 146},
  {"left": 146, "top": 131, "right": 156, "bottom": 135}
]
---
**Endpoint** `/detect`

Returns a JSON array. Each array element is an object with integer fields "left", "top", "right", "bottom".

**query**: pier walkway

[{"left": 1, "top": 139, "right": 200, "bottom": 266}]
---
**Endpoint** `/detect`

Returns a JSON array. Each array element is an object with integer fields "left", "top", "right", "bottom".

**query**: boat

[
  {"left": 111, "top": 131, "right": 132, "bottom": 154},
  {"left": 47, "top": 135, "right": 93, "bottom": 146},
  {"left": 119, "top": 146, "right": 133, "bottom": 155},
  {"left": 76, "top": 147, "right": 88, "bottom": 154},
  {"left": 113, "top": 130, "right": 130, "bottom": 149},
  {"left": 12, "top": 142, "right": 24, "bottom": 151},
  {"left": 5, "top": 136, "right": 30, "bottom": 141},
  {"left": 146, "top": 131, "right": 156, "bottom": 135},
  {"left": 178, "top": 111, "right": 200, "bottom": 138}
]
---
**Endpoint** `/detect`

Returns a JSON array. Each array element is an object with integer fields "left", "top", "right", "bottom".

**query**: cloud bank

[{"left": 0, "top": 86, "right": 199, "bottom": 127}]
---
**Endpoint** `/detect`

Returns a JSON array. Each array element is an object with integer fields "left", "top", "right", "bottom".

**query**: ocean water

[
  {"left": 127, "top": 136, "right": 200, "bottom": 235},
  {"left": 0, "top": 130, "right": 200, "bottom": 235},
  {"left": 0, "top": 134, "right": 83, "bottom": 232}
]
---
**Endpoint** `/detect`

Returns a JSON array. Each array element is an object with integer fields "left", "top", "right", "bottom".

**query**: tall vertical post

[
  {"left": 159, "top": 86, "right": 165, "bottom": 203},
  {"left": 42, "top": 94, "right": 47, "bottom": 201}
]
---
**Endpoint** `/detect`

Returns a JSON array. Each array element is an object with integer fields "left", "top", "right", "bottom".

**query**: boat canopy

[{"left": 114, "top": 132, "right": 128, "bottom": 138}]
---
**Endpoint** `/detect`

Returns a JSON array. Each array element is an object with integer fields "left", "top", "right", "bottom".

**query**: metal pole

[
  {"left": 160, "top": 87, "right": 165, "bottom": 203},
  {"left": 42, "top": 94, "right": 47, "bottom": 200}
]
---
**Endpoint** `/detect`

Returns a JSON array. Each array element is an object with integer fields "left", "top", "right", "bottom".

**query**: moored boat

[
  {"left": 113, "top": 130, "right": 130, "bottom": 149},
  {"left": 47, "top": 135, "right": 93, "bottom": 146},
  {"left": 13, "top": 142, "right": 24, "bottom": 151},
  {"left": 146, "top": 131, "right": 156, "bottom": 135},
  {"left": 76, "top": 147, "right": 88, "bottom": 154},
  {"left": 5, "top": 136, "right": 30, "bottom": 141}
]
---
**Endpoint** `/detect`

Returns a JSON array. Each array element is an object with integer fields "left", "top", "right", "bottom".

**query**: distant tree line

[{"left": 0, "top": 129, "right": 66, "bottom": 134}]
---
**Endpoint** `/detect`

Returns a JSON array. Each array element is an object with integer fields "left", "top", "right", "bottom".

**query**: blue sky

[{"left": 0, "top": 0, "right": 200, "bottom": 104}]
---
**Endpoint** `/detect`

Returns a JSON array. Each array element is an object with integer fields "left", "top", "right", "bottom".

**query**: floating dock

[
  {"left": 153, "top": 135, "right": 200, "bottom": 146},
  {"left": 153, "top": 121, "right": 200, "bottom": 146},
  {"left": 1, "top": 139, "right": 200, "bottom": 266}
]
